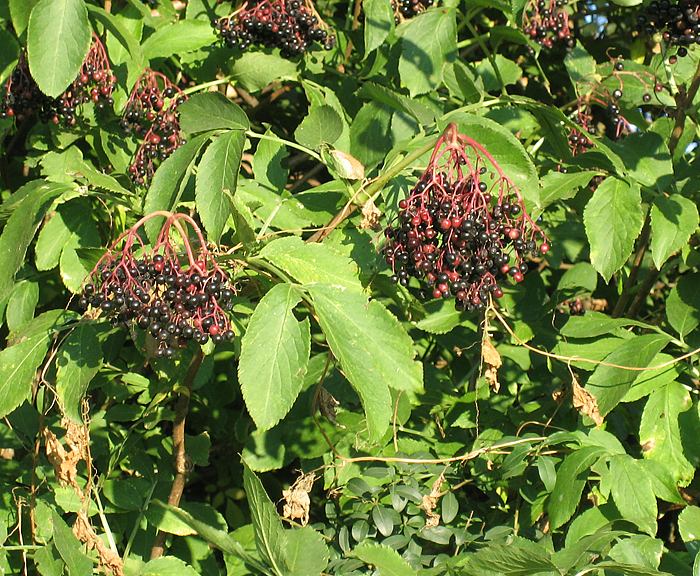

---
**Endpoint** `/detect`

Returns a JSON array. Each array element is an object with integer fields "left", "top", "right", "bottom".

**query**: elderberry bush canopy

[
  {"left": 383, "top": 123, "right": 550, "bottom": 312},
  {"left": 79, "top": 213, "right": 235, "bottom": 358},
  {"left": 639, "top": 0, "right": 700, "bottom": 56},
  {"left": 214, "top": 0, "right": 335, "bottom": 57},
  {"left": 0, "top": 36, "right": 115, "bottom": 125}
]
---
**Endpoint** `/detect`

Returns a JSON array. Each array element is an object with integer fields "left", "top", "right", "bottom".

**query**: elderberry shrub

[
  {"left": 523, "top": 0, "right": 574, "bottom": 49},
  {"left": 638, "top": 0, "right": 700, "bottom": 55},
  {"left": 123, "top": 70, "right": 187, "bottom": 185},
  {"left": 213, "top": 0, "right": 335, "bottom": 57},
  {"left": 79, "top": 214, "right": 235, "bottom": 358},
  {"left": 383, "top": 124, "right": 549, "bottom": 312},
  {"left": 0, "top": 37, "right": 115, "bottom": 126}
]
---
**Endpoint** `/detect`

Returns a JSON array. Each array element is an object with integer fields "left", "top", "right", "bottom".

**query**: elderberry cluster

[
  {"left": 638, "top": 0, "right": 700, "bottom": 56},
  {"left": 1, "top": 39, "right": 114, "bottom": 126},
  {"left": 391, "top": 0, "right": 434, "bottom": 21},
  {"left": 123, "top": 71, "right": 186, "bottom": 185},
  {"left": 523, "top": 0, "right": 574, "bottom": 49},
  {"left": 80, "top": 253, "right": 235, "bottom": 358},
  {"left": 213, "top": 0, "right": 335, "bottom": 57},
  {"left": 384, "top": 126, "right": 549, "bottom": 312}
]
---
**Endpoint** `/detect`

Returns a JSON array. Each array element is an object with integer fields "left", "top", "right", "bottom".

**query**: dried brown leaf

[
  {"left": 572, "top": 374, "right": 604, "bottom": 426},
  {"left": 359, "top": 198, "right": 381, "bottom": 230},
  {"left": 74, "top": 511, "right": 124, "bottom": 576},
  {"left": 282, "top": 472, "right": 316, "bottom": 526},
  {"left": 419, "top": 473, "right": 445, "bottom": 529},
  {"left": 482, "top": 334, "right": 502, "bottom": 392}
]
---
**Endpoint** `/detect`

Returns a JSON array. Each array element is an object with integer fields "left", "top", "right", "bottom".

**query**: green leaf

[
  {"left": 243, "top": 461, "right": 288, "bottom": 576},
  {"left": 559, "top": 312, "right": 650, "bottom": 338},
  {"left": 178, "top": 92, "right": 250, "bottom": 134},
  {"left": 666, "top": 273, "right": 700, "bottom": 338},
  {"left": 349, "top": 102, "right": 393, "bottom": 169},
  {"left": 466, "top": 537, "right": 560, "bottom": 576},
  {"left": 396, "top": 8, "right": 457, "bottom": 97},
  {"left": 679, "top": 506, "right": 700, "bottom": 543},
  {"left": 610, "top": 132, "right": 673, "bottom": 189},
  {"left": 56, "top": 323, "right": 102, "bottom": 423},
  {"left": 259, "top": 236, "right": 362, "bottom": 292},
  {"left": 565, "top": 42, "right": 598, "bottom": 92},
  {"left": 6, "top": 280, "right": 39, "bottom": 332},
  {"left": 307, "top": 285, "right": 423, "bottom": 440},
  {"left": 476, "top": 55, "right": 523, "bottom": 91},
  {"left": 587, "top": 333, "right": 671, "bottom": 416},
  {"left": 609, "top": 455, "right": 658, "bottom": 535},
  {"left": 141, "top": 557, "right": 200, "bottom": 576},
  {"left": 0, "top": 311, "right": 75, "bottom": 419},
  {"left": 253, "top": 129, "right": 289, "bottom": 191},
  {"left": 141, "top": 19, "right": 217, "bottom": 59},
  {"left": 584, "top": 176, "right": 645, "bottom": 282},
  {"left": 640, "top": 380, "right": 694, "bottom": 487},
  {"left": 239, "top": 284, "right": 311, "bottom": 431},
  {"left": 0, "top": 181, "right": 71, "bottom": 317},
  {"left": 549, "top": 446, "right": 608, "bottom": 530},
  {"left": 538, "top": 170, "right": 597, "bottom": 209},
  {"left": 27, "top": 0, "right": 91, "bottom": 98},
  {"left": 9, "top": 0, "right": 42, "bottom": 35},
  {"left": 147, "top": 500, "right": 227, "bottom": 537},
  {"left": 143, "top": 134, "right": 210, "bottom": 241},
  {"left": 229, "top": 52, "right": 299, "bottom": 93},
  {"left": 353, "top": 542, "right": 417, "bottom": 576},
  {"left": 195, "top": 130, "right": 246, "bottom": 243},
  {"left": 364, "top": 0, "right": 394, "bottom": 54},
  {"left": 413, "top": 298, "right": 470, "bottom": 335},
  {"left": 650, "top": 195, "right": 699, "bottom": 269},
  {"left": 609, "top": 535, "right": 664, "bottom": 569},
  {"left": 294, "top": 105, "right": 343, "bottom": 151},
  {"left": 51, "top": 511, "right": 93, "bottom": 575},
  {"left": 284, "top": 526, "right": 329, "bottom": 576},
  {"left": 356, "top": 82, "right": 436, "bottom": 125}
]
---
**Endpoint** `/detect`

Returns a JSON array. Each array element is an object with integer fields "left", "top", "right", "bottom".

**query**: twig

[{"left": 150, "top": 349, "right": 205, "bottom": 560}]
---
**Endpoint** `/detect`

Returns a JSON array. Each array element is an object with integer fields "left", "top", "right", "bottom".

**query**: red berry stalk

[
  {"left": 213, "top": 0, "right": 335, "bottom": 57},
  {"left": 522, "top": 0, "right": 573, "bottom": 49},
  {"left": 384, "top": 123, "right": 549, "bottom": 312},
  {"left": 79, "top": 212, "right": 235, "bottom": 358},
  {"left": 123, "top": 70, "right": 187, "bottom": 185},
  {"left": 1, "top": 34, "right": 114, "bottom": 126}
]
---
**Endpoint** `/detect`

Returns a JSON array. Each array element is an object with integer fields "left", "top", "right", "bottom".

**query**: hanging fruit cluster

[
  {"left": 0, "top": 35, "right": 114, "bottom": 126},
  {"left": 122, "top": 70, "right": 187, "bottom": 186},
  {"left": 638, "top": 0, "right": 700, "bottom": 57},
  {"left": 391, "top": 0, "right": 435, "bottom": 22},
  {"left": 383, "top": 124, "right": 550, "bottom": 312},
  {"left": 79, "top": 212, "right": 235, "bottom": 358},
  {"left": 522, "top": 0, "right": 574, "bottom": 49},
  {"left": 213, "top": 0, "right": 335, "bottom": 57}
]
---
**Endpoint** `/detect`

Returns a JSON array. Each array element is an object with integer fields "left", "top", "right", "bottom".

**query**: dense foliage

[{"left": 1, "top": 0, "right": 700, "bottom": 574}]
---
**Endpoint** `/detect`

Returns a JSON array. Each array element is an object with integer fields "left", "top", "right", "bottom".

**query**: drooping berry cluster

[
  {"left": 522, "top": 0, "right": 574, "bottom": 49},
  {"left": 383, "top": 124, "right": 550, "bottom": 312},
  {"left": 79, "top": 212, "right": 235, "bottom": 358},
  {"left": 391, "top": 0, "right": 435, "bottom": 22},
  {"left": 123, "top": 70, "right": 187, "bottom": 185},
  {"left": 638, "top": 0, "right": 700, "bottom": 56},
  {"left": 213, "top": 0, "right": 335, "bottom": 57},
  {"left": 0, "top": 36, "right": 114, "bottom": 126}
]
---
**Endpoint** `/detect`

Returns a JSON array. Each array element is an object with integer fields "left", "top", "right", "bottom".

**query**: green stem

[
  {"left": 180, "top": 76, "right": 233, "bottom": 96},
  {"left": 245, "top": 130, "right": 322, "bottom": 162}
]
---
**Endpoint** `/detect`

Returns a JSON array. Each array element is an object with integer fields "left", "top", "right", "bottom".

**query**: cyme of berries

[
  {"left": 79, "top": 212, "right": 235, "bottom": 358},
  {"left": 638, "top": 0, "right": 700, "bottom": 57},
  {"left": 1, "top": 35, "right": 115, "bottom": 126},
  {"left": 523, "top": 0, "right": 574, "bottom": 49},
  {"left": 213, "top": 0, "right": 335, "bottom": 57},
  {"left": 123, "top": 70, "right": 187, "bottom": 185},
  {"left": 383, "top": 123, "right": 550, "bottom": 312},
  {"left": 390, "top": 0, "right": 435, "bottom": 22}
]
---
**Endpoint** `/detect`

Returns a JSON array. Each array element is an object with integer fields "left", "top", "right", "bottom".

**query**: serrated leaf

[
  {"left": 679, "top": 506, "right": 700, "bottom": 543},
  {"left": 141, "top": 557, "right": 200, "bottom": 576},
  {"left": 609, "top": 535, "right": 664, "bottom": 570},
  {"left": 466, "top": 537, "right": 559, "bottom": 576},
  {"left": 178, "top": 92, "right": 250, "bottom": 134},
  {"left": 650, "top": 195, "right": 699, "bottom": 269},
  {"left": 609, "top": 455, "right": 658, "bottom": 535},
  {"left": 253, "top": 129, "right": 289, "bottom": 191},
  {"left": 6, "top": 280, "right": 39, "bottom": 332},
  {"left": 243, "top": 461, "right": 288, "bottom": 576},
  {"left": 307, "top": 285, "right": 423, "bottom": 440},
  {"left": 396, "top": 8, "right": 457, "bottom": 97},
  {"left": 539, "top": 170, "right": 597, "bottom": 209},
  {"left": 229, "top": 52, "right": 299, "bottom": 92},
  {"left": 666, "top": 272, "right": 700, "bottom": 338},
  {"left": 27, "top": 0, "right": 91, "bottom": 98},
  {"left": 196, "top": 130, "right": 245, "bottom": 243},
  {"left": 239, "top": 284, "right": 310, "bottom": 431},
  {"left": 584, "top": 177, "right": 645, "bottom": 282},
  {"left": 364, "top": 0, "right": 394, "bottom": 54},
  {"left": 284, "top": 526, "right": 329, "bottom": 576},
  {"left": 353, "top": 542, "right": 417, "bottom": 575},
  {"left": 9, "top": 0, "right": 42, "bottom": 35},
  {"left": 565, "top": 42, "right": 598, "bottom": 92},
  {"left": 413, "top": 299, "right": 469, "bottom": 334},
  {"left": 559, "top": 312, "right": 651, "bottom": 338},
  {"left": 587, "top": 333, "right": 671, "bottom": 416},
  {"left": 294, "top": 105, "right": 343, "bottom": 151},
  {"left": 51, "top": 511, "right": 93, "bottom": 575},
  {"left": 260, "top": 236, "right": 362, "bottom": 292},
  {"left": 141, "top": 19, "right": 217, "bottom": 59},
  {"left": 56, "top": 322, "right": 102, "bottom": 423}
]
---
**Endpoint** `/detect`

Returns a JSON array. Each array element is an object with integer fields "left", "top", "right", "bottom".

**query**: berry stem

[
  {"left": 150, "top": 348, "right": 204, "bottom": 560},
  {"left": 246, "top": 129, "right": 323, "bottom": 162}
]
